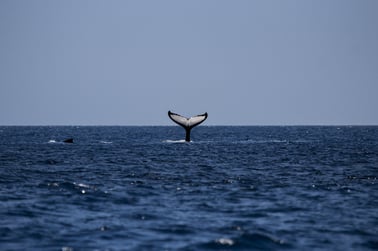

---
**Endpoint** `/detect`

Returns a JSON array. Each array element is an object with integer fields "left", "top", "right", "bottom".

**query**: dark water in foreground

[{"left": 0, "top": 126, "right": 377, "bottom": 251}]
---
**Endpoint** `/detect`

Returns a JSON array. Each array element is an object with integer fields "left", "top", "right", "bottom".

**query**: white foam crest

[
  {"left": 235, "top": 139, "right": 318, "bottom": 144},
  {"left": 100, "top": 141, "right": 112, "bottom": 144},
  {"left": 74, "top": 182, "right": 90, "bottom": 188},
  {"left": 235, "top": 139, "right": 288, "bottom": 144},
  {"left": 164, "top": 139, "right": 188, "bottom": 143},
  {"left": 216, "top": 238, "right": 234, "bottom": 246}
]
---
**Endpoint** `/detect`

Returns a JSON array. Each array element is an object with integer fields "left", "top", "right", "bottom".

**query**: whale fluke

[
  {"left": 168, "top": 111, "right": 208, "bottom": 142},
  {"left": 63, "top": 138, "right": 74, "bottom": 143}
]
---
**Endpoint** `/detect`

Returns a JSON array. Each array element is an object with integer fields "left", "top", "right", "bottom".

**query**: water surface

[{"left": 0, "top": 126, "right": 377, "bottom": 250}]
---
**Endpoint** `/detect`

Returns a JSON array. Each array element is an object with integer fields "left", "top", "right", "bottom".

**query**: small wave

[
  {"left": 45, "top": 181, "right": 102, "bottom": 195},
  {"left": 196, "top": 232, "right": 290, "bottom": 250},
  {"left": 216, "top": 238, "right": 234, "bottom": 246},
  {"left": 236, "top": 139, "right": 288, "bottom": 144},
  {"left": 48, "top": 140, "right": 57, "bottom": 143},
  {"left": 74, "top": 182, "right": 91, "bottom": 189},
  {"left": 100, "top": 141, "right": 112, "bottom": 144}
]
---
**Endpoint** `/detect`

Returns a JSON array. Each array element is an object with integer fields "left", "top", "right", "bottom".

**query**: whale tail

[{"left": 168, "top": 111, "right": 208, "bottom": 142}]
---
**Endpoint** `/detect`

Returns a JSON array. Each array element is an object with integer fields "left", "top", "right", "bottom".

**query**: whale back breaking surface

[{"left": 63, "top": 138, "right": 74, "bottom": 143}]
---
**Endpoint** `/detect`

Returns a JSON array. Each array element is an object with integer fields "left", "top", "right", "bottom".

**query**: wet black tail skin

[{"left": 185, "top": 128, "right": 191, "bottom": 142}]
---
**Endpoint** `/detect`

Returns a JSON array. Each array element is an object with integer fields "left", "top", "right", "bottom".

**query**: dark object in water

[{"left": 63, "top": 138, "right": 74, "bottom": 143}]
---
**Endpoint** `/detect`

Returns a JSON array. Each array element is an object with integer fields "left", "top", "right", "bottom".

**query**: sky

[{"left": 1, "top": 0, "right": 377, "bottom": 125}]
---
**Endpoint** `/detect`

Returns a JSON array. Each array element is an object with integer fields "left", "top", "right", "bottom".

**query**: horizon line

[{"left": 1, "top": 124, "right": 377, "bottom": 127}]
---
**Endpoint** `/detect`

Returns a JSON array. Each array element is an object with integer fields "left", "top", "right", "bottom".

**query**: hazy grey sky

[{"left": 1, "top": 0, "right": 377, "bottom": 125}]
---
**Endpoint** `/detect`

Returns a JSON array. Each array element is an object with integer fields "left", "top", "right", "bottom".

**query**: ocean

[{"left": 0, "top": 126, "right": 377, "bottom": 251}]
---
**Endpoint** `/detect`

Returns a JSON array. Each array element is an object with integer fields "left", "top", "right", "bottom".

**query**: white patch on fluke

[{"left": 168, "top": 111, "right": 207, "bottom": 128}]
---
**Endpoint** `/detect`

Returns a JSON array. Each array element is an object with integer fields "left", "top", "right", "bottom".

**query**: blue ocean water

[{"left": 0, "top": 126, "right": 377, "bottom": 251}]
